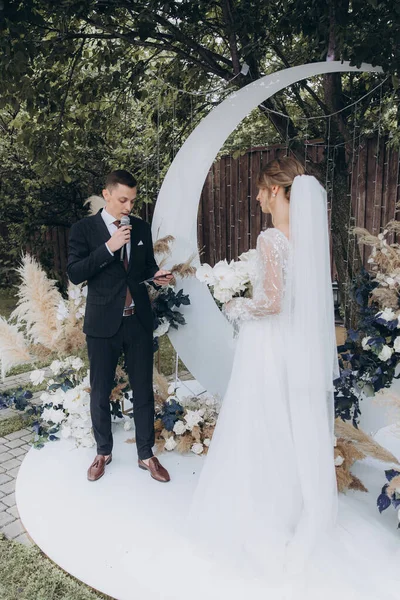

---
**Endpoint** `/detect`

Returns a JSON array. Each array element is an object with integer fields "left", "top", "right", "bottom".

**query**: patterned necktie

[{"left": 113, "top": 220, "right": 132, "bottom": 308}]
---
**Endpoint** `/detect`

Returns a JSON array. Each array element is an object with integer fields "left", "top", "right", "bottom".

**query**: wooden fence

[{"left": 22, "top": 135, "right": 400, "bottom": 282}]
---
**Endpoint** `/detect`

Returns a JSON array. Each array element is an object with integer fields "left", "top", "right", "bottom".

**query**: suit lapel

[{"left": 94, "top": 209, "right": 113, "bottom": 244}]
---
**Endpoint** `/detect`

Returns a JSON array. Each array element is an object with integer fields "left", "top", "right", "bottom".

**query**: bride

[{"left": 180, "top": 157, "right": 400, "bottom": 599}]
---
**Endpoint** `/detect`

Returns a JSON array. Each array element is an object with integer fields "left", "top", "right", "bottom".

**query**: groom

[{"left": 67, "top": 169, "right": 172, "bottom": 483}]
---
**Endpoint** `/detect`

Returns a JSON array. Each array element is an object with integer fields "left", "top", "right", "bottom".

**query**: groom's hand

[
  {"left": 153, "top": 269, "right": 174, "bottom": 286},
  {"left": 106, "top": 225, "right": 132, "bottom": 253}
]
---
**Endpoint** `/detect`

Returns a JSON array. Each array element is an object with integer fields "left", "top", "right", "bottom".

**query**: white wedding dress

[
  {"left": 144, "top": 177, "right": 400, "bottom": 600},
  {"left": 178, "top": 178, "right": 400, "bottom": 600}
]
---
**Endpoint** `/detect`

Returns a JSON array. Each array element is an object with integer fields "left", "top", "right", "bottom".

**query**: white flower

[
  {"left": 63, "top": 387, "right": 90, "bottom": 416},
  {"left": 361, "top": 337, "right": 372, "bottom": 351},
  {"left": 204, "top": 438, "right": 211, "bottom": 447},
  {"left": 378, "top": 345, "right": 394, "bottom": 362},
  {"left": 71, "top": 357, "right": 84, "bottom": 371},
  {"left": 334, "top": 455, "right": 344, "bottom": 467},
  {"left": 191, "top": 442, "right": 204, "bottom": 455},
  {"left": 50, "top": 389, "right": 66, "bottom": 407},
  {"left": 212, "top": 283, "right": 234, "bottom": 304},
  {"left": 377, "top": 307, "right": 396, "bottom": 322},
  {"left": 50, "top": 360, "right": 62, "bottom": 375},
  {"left": 196, "top": 263, "right": 216, "bottom": 286},
  {"left": 41, "top": 407, "right": 66, "bottom": 425},
  {"left": 30, "top": 369, "right": 45, "bottom": 386},
  {"left": 386, "top": 277, "right": 396, "bottom": 286},
  {"left": 184, "top": 409, "right": 204, "bottom": 431},
  {"left": 238, "top": 249, "right": 257, "bottom": 262},
  {"left": 153, "top": 317, "right": 170, "bottom": 338},
  {"left": 165, "top": 436, "right": 177, "bottom": 451},
  {"left": 56, "top": 300, "right": 69, "bottom": 322},
  {"left": 213, "top": 260, "right": 242, "bottom": 290},
  {"left": 123, "top": 419, "right": 133, "bottom": 431},
  {"left": 173, "top": 420, "right": 186, "bottom": 435},
  {"left": 393, "top": 337, "right": 400, "bottom": 353}
]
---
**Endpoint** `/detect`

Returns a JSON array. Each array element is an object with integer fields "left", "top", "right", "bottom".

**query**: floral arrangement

[
  {"left": 335, "top": 219, "right": 400, "bottom": 425},
  {"left": 153, "top": 385, "right": 221, "bottom": 455},
  {"left": 27, "top": 357, "right": 97, "bottom": 448},
  {"left": 196, "top": 249, "right": 256, "bottom": 304}
]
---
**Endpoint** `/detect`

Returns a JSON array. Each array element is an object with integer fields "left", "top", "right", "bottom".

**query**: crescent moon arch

[{"left": 152, "top": 61, "right": 383, "bottom": 397}]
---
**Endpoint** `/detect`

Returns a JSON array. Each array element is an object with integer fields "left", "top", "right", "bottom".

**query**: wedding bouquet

[{"left": 196, "top": 249, "right": 256, "bottom": 304}]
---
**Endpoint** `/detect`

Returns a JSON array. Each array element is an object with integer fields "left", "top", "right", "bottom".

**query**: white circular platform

[{"left": 16, "top": 387, "right": 400, "bottom": 600}]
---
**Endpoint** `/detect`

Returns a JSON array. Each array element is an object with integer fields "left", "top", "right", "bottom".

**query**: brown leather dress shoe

[
  {"left": 87, "top": 454, "right": 112, "bottom": 482},
  {"left": 138, "top": 457, "right": 170, "bottom": 483}
]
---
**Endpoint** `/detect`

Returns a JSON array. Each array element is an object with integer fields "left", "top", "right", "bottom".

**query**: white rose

[
  {"left": 184, "top": 410, "right": 204, "bottom": 431},
  {"left": 165, "top": 436, "right": 177, "bottom": 451},
  {"left": 41, "top": 407, "right": 65, "bottom": 425},
  {"left": 378, "top": 345, "right": 394, "bottom": 362},
  {"left": 196, "top": 263, "right": 216, "bottom": 286},
  {"left": 173, "top": 420, "right": 186, "bottom": 435},
  {"left": 191, "top": 443, "right": 204, "bottom": 455},
  {"left": 30, "top": 369, "right": 45, "bottom": 386},
  {"left": 71, "top": 357, "right": 84, "bottom": 371},
  {"left": 56, "top": 300, "right": 69, "bottom": 322},
  {"left": 393, "top": 337, "right": 400, "bottom": 353},
  {"left": 153, "top": 318, "right": 170, "bottom": 338},
  {"left": 361, "top": 337, "right": 372, "bottom": 351},
  {"left": 238, "top": 249, "right": 257, "bottom": 262},
  {"left": 334, "top": 455, "right": 344, "bottom": 467},
  {"left": 204, "top": 438, "right": 211, "bottom": 447},
  {"left": 377, "top": 308, "right": 396, "bottom": 322},
  {"left": 212, "top": 284, "right": 234, "bottom": 304},
  {"left": 50, "top": 360, "right": 62, "bottom": 375}
]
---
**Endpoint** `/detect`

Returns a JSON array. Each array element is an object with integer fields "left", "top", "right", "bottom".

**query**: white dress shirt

[{"left": 102, "top": 208, "right": 134, "bottom": 309}]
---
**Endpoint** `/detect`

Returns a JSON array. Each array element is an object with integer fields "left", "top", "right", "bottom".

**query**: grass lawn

[
  {"left": 0, "top": 535, "right": 112, "bottom": 600},
  {"left": 0, "top": 288, "right": 17, "bottom": 319}
]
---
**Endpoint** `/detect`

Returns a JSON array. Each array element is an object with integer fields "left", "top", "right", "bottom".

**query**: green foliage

[{"left": 0, "top": 0, "right": 399, "bottom": 301}]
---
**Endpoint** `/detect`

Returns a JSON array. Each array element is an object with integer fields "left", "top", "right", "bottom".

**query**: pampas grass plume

[
  {"left": 0, "top": 317, "right": 31, "bottom": 379},
  {"left": 11, "top": 254, "right": 63, "bottom": 350}
]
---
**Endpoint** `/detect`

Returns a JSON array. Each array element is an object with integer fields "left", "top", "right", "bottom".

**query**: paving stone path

[{"left": 0, "top": 427, "right": 34, "bottom": 546}]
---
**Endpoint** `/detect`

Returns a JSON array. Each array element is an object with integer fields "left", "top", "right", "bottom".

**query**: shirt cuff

[{"left": 105, "top": 242, "right": 114, "bottom": 256}]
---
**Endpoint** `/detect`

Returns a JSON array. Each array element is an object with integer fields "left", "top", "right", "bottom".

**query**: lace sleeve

[{"left": 224, "top": 230, "right": 286, "bottom": 323}]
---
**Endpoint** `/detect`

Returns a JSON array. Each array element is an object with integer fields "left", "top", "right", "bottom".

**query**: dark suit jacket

[{"left": 67, "top": 210, "right": 159, "bottom": 337}]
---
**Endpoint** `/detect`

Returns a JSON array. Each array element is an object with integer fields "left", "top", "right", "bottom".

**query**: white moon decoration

[{"left": 152, "top": 61, "right": 382, "bottom": 397}]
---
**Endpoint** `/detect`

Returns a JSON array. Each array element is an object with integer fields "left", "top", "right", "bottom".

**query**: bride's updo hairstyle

[{"left": 257, "top": 156, "right": 305, "bottom": 200}]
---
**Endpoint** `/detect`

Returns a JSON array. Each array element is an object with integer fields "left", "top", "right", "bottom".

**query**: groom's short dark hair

[{"left": 105, "top": 169, "right": 137, "bottom": 190}]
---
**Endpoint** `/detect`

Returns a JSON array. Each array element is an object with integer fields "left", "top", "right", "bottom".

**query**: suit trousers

[{"left": 86, "top": 314, "right": 155, "bottom": 460}]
